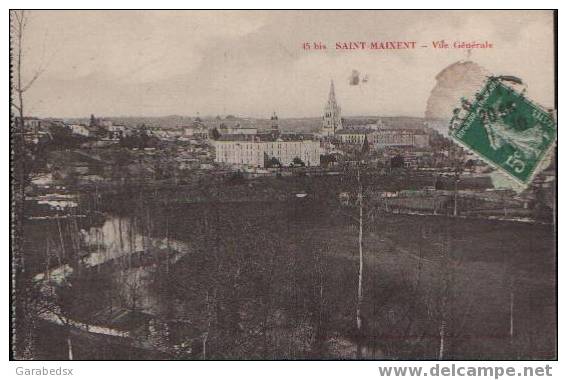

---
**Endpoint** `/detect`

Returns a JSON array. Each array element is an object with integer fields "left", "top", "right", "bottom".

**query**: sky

[{"left": 15, "top": 10, "right": 555, "bottom": 119}]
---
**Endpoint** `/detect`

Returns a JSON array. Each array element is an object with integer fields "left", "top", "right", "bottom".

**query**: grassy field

[
  {"left": 126, "top": 196, "right": 556, "bottom": 359},
  {"left": 24, "top": 175, "right": 556, "bottom": 359}
]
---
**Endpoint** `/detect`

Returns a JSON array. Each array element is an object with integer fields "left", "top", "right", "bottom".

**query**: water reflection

[
  {"left": 36, "top": 213, "right": 191, "bottom": 321},
  {"left": 81, "top": 216, "right": 189, "bottom": 267}
]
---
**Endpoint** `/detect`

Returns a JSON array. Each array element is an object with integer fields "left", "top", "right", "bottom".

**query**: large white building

[
  {"left": 214, "top": 134, "right": 320, "bottom": 168},
  {"left": 214, "top": 112, "right": 320, "bottom": 168}
]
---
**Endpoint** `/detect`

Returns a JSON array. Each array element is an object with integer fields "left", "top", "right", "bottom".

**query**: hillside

[{"left": 60, "top": 115, "right": 432, "bottom": 133}]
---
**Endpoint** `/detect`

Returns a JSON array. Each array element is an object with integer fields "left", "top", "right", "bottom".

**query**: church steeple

[
  {"left": 328, "top": 80, "right": 336, "bottom": 103},
  {"left": 321, "top": 80, "right": 342, "bottom": 136}
]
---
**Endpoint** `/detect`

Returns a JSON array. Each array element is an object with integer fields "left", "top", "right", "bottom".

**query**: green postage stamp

[{"left": 450, "top": 77, "right": 557, "bottom": 185}]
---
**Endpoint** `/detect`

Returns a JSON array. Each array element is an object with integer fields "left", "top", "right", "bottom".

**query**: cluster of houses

[
  {"left": 211, "top": 82, "right": 433, "bottom": 170},
  {"left": 17, "top": 115, "right": 130, "bottom": 143},
  {"left": 334, "top": 125, "right": 429, "bottom": 149},
  {"left": 17, "top": 80, "right": 436, "bottom": 171}
]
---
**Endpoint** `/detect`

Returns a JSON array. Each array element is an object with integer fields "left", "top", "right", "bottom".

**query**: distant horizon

[{"left": 30, "top": 113, "right": 442, "bottom": 121}]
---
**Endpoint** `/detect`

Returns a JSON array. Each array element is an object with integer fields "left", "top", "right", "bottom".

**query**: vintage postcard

[{"left": 10, "top": 10, "right": 556, "bottom": 361}]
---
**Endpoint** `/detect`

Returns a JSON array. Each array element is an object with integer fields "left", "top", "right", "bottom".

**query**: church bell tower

[
  {"left": 321, "top": 80, "right": 342, "bottom": 136},
  {"left": 270, "top": 111, "right": 280, "bottom": 138}
]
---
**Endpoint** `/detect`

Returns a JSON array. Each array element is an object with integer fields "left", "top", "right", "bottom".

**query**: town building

[
  {"left": 183, "top": 126, "right": 209, "bottom": 140},
  {"left": 320, "top": 80, "right": 342, "bottom": 136},
  {"left": 108, "top": 124, "right": 128, "bottom": 139},
  {"left": 99, "top": 120, "right": 113, "bottom": 128},
  {"left": 69, "top": 124, "right": 94, "bottom": 137},
  {"left": 182, "top": 124, "right": 209, "bottom": 140},
  {"left": 180, "top": 117, "right": 209, "bottom": 140},
  {"left": 373, "top": 128, "right": 430, "bottom": 148},
  {"left": 146, "top": 126, "right": 185, "bottom": 140},
  {"left": 16, "top": 117, "right": 50, "bottom": 144},
  {"left": 15, "top": 116, "right": 42, "bottom": 131},
  {"left": 346, "top": 119, "right": 386, "bottom": 131},
  {"left": 218, "top": 124, "right": 258, "bottom": 136},
  {"left": 334, "top": 124, "right": 430, "bottom": 150},
  {"left": 335, "top": 129, "right": 371, "bottom": 144}
]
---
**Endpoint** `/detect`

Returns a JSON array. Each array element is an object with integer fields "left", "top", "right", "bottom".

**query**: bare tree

[
  {"left": 11, "top": 11, "right": 47, "bottom": 123},
  {"left": 337, "top": 163, "right": 380, "bottom": 358},
  {"left": 10, "top": 10, "right": 48, "bottom": 359},
  {"left": 509, "top": 276, "right": 515, "bottom": 343},
  {"left": 355, "top": 168, "right": 364, "bottom": 357},
  {"left": 437, "top": 232, "right": 450, "bottom": 360}
]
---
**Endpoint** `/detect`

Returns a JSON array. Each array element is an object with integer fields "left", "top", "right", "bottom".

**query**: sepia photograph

[{"left": 10, "top": 9, "right": 557, "bottom": 362}]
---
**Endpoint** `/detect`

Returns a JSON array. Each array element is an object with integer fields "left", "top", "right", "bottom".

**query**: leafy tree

[
  {"left": 89, "top": 114, "right": 98, "bottom": 127},
  {"left": 320, "top": 154, "right": 337, "bottom": 167},
  {"left": 390, "top": 155, "right": 405, "bottom": 169},
  {"left": 266, "top": 156, "right": 282, "bottom": 168},
  {"left": 44, "top": 124, "right": 90, "bottom": 149},
  {"left": 361, "top": 135, "right": 370, "bottom": 156},
  {"left": 210, "top": 127, "right": 221, "bottom": 140},
  {"left": 119, "top": 130, "right": 159, "bottom": 149},
  {"left": 292, "top": 157, "right": 305, "bottom": 167}
]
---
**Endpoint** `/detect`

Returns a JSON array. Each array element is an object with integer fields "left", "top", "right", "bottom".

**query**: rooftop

[
  {"left": 335, "top": 128, "right": 372, "bottom": 135},
  {"left": 216, "top": 132, "right": 315, "bottom": 142}
]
